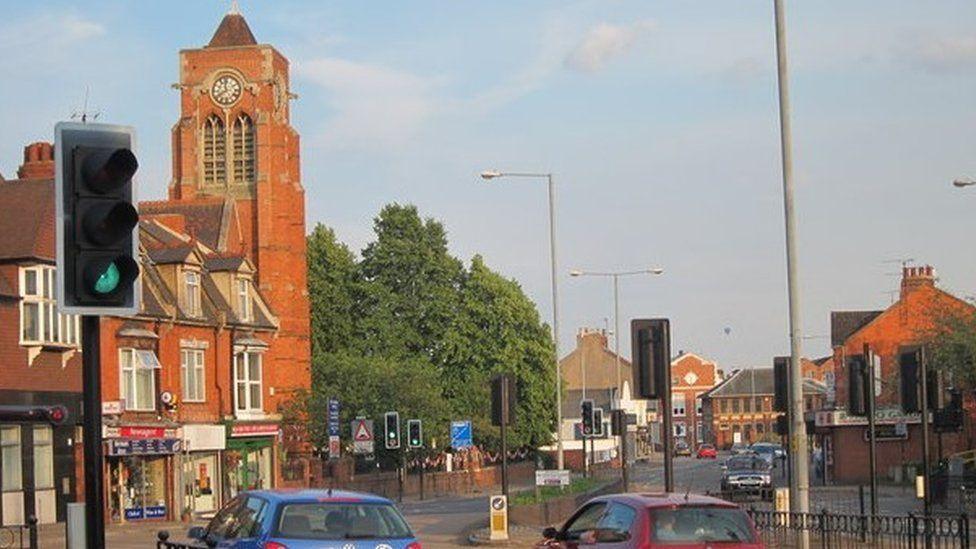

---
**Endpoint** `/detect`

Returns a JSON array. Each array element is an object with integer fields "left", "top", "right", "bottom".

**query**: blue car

[{"left": 185, "top": 489, "right": 421, "bottom": 548}]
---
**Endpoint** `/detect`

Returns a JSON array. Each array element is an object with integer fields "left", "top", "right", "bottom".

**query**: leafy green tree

[
  {"left": 923, "top": 307, "right": 976, "bottom": 387},
  {"left": 307, "top": 224, "right": 357, "bottom": 355}
]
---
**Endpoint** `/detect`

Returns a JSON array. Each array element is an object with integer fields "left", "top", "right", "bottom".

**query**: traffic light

[
  {"left": 611, "top": 409, "right": 626, "bottom": 437},
  {"left": 900, "top": 348, "right": 920, "bottom": 413},
  {"left": 773, "top": 356, "right": 789, "bottom": 413},
  {"left": 384, "top": 411, "right": 400, "bottom": 450},
  {"left": 55, "top": 122, "right": 140, "bottom": 315},
  {"left": 631, "top": 319, "right": 670, "bottom": 399},
  {"left": 0, "top": 405, "right": 68, "bottom": 425},
  {"left": 927, "top": 369, "right": 946, "bottom": 411},
  {"left": 407, "top": 419, "right": 423, "bottom": 449},
  {"left": 581, "top": 399, "right": 594, "bottom": 437},
  {"left": 775, "top": 414, "right": 789, "bottom": 436},
  {"left": 491, "top": 374, "right": 516, "bottom": 427},
  {"left": 593, "top": 408, "right": 604, "bottom": 437},
  {"left": 847, "top": 355, "right": 869, "bottom": 416}
]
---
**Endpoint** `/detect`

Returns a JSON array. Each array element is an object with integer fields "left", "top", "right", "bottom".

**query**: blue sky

[{"left": 1, "top": 1, "right": 974, "bottom": 368}]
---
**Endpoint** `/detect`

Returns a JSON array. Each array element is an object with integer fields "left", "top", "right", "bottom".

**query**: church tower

[{"left": 167, "top": 6, "right": 310, "bottom": 409}]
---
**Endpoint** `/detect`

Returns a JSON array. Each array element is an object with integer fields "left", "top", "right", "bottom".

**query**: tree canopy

[{"left": 307, "top": 204, "right": 556, "bottom": 458}]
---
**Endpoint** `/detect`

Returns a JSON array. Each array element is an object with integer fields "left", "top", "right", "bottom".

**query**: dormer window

[
  {"left": 184, "top": 270, "right": 201, "bottom": 316},
  {"left": 236, "top": 277, "right": 252, "bottom": 321}
]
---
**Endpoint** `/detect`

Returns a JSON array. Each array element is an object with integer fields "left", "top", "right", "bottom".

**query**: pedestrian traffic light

[
  {"left": 491, "top": 374, "right": 516, "bottom": 427},
  {"left": 773, "top": 356, "right": 789, "bottom": 413},
  {"left": 384, "top": 411, "right": 400, "bottom": 450},
  {"left": 900, "top": 348, "right": 920, "bottom": 414},
  {"left": 631, "top": 319, "right": 670, "bottom": 399},
  {"left": 581, "top": 399, "right": 594, "bottom": 436},
  {"left": 0, "top": 405, "right": 69, "bottom": 425},
  {"left": 593, "top": 408, "right": 604, "bottom": 437},
  {"left": 847, "top": 355, "right": 869, "bottom": 416},
  {"left": 55, "top": 122, "right": 140, "bottom": 315},
  {"left": 407, "top": 419, "right": 422, "bottom": 448}
]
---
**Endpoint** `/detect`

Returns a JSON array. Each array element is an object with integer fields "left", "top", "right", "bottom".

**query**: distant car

[
  {"left": 673, "top": 440, "right": 692, "bottom": 457},
  {"left": 536, "top": 492, "right": 763, "bottom": 548},
  {"left": 750, "top": 443, "right": 781, "bottom": 466},
  {"left": 722, "top": 455, "right": 773, "bottom": 501},
  {"left": 697, "top": 443, "right": 718, "bottom": 459},
  {"left": 730, "top": 442, "right": 751, "bottom": 455},
  {"left": 183, "top": 489, "right": 421, "bottom": 549}
]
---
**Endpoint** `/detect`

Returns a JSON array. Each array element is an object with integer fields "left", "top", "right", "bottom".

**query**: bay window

[
  {"left": 120, "top": 348, "right": 161, "bottom": 411},
  {"left": 20, "top": 266, "right": 79, "bottom": 346}
]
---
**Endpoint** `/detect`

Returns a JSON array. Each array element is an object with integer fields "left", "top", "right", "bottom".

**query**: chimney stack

[
  {"left": 16, "top": 142, "right": 54, "bottom": 180},
  {"left": 901, "top": 265, "right": 936, "bottom": 298}
]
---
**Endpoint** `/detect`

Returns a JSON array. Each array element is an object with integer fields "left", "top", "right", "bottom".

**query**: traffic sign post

[
  {"left": 352, "top": 418, "right": 374, "bottom": 455},
  {"left": 328, "top": 398, "right": 341, "bottom": 460},
  {"left": 489, "top": 495, "right": 509, "bottom": 541},
  {"left": 450, "top": 420, "right": 473, "bottom": 450}
]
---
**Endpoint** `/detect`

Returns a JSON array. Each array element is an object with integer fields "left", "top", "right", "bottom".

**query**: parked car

[
  {"left": 730, "top": 442, "right": 751, "bottom": 455},
  {"left": 183, "top": 489, "right": 421, "bottom": 548},
  {"left": 721, "top": 455, "right": 773, "bottom": 501},
  {"left": 749, "top": 442, "right": 781, "bottom": 467},
  {"left": 674, "top": 440, "right": 692, "bottom": 457},
  {"left": 536, "top": 492, "right": 763, "bottom": 548},
  {"left": 696, "top": 443, "right": 718, "bottom": 459}
]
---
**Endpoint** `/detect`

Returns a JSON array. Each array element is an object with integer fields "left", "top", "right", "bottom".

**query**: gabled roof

[
  {"left": 0, "top": 179, "right": 55, "bottom": 262},
  {"left": 701, "top": 368, "right": 825, "bottom": 398},
  {"left": 831, "top": 310, "right": 883, "bottom": 347},
  {"left": 140, "top": 199, "right": 232, "bottom": 252},
  {"left": 207, "top": 9, "right": 257, "bottom": 48}
]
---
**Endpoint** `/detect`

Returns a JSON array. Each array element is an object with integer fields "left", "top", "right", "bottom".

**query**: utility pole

[
  {"left": 920, "top": 348, "right": 932, "bottom": 517},
  {"left": 773, "top": 2, "right": 809, "bottom": 543}
]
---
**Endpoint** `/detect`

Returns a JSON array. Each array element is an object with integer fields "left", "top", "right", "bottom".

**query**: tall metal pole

[
  {"left": 773, "top": 0, "right": 810, "bottom": 536},
  {"left": 547, "top": 174, "right": 565, "bottom": 471},
  {"left": 920, "top": 348, "right": 932, "bottom": 516},
  {"left": 82, "top": 316, "right": 105, "bottom": 549},
  {"left": 865, "top": 344, "right": 878, "bottom": 516},
  {"left": 613, "top": 274, "right": 628, "bottom": 488}
]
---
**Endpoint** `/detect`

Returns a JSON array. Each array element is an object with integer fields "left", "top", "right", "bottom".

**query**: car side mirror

[
  {"left": 187, "top": 526, "right": 206, "bottom": 540},
  {"left": 542, "top": 526, "right": 561, "bottom": 540}
]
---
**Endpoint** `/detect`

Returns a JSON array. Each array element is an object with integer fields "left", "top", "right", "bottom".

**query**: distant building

[
  {"left": 819, "top": 265, "right": 975, "bottom": 483},
  {"left": 669, "top": 352, "right": 721, "bottom": 449},
  {"left": 701, "top": 368, "right": 826, "bottom": 449}
]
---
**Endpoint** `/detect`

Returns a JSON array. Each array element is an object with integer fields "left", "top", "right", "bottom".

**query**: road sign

[
  {"left": 451, "top": 420, "right": 472, "bottom": 449},
  {"left": 328, "top": 398, "right": 341, "bottom": 437},
  {"left": 328, "top": 435, "right": 340, "bottom": 460},
  {"left": 352, "top": 418, "right": 374, "bottom": 455},
  {"left": 489, "top": 495, "right": 508, "bottom": 540},
  {"left": 535, "top": 469, "right": 570, "bottom": 486}
]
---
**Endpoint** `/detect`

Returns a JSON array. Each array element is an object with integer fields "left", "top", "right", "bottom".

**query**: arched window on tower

[
  {"left": 202, "top": 115, "right": 226, "bottom": 186},
  {"left": 232, "top": 114, "right": 255, "bottom": 184}
]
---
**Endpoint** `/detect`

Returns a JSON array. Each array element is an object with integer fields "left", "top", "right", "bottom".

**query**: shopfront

[
  {"left": 181, "top": 425, "right": 225, "bottom": 517},
  {"left": 223, "top": 423, "right": 278, "bottom": 500},
  {"left": 105, "top": 426, "right": 180, "bottom": 522}
]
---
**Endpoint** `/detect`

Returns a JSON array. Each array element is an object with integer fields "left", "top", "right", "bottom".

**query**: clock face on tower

[{"left": 211, "top": 75, "right": 242, "bottom": 106}]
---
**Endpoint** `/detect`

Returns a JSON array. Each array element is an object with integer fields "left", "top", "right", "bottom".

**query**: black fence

[
  {"left": 0, "top": 517, "right": 37, "bottom": 549},
  {"left": 748, "top": 508, "right": 970, "bottom": 548}
]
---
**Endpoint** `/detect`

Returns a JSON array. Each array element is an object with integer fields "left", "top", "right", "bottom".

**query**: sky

[{"left": 0, "top": 1, "right": 974, "bottom": 369}]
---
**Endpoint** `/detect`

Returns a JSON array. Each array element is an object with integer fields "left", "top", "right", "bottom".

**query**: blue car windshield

[{"left": 275, "top": 502, "right": 413, "bottom": 540}]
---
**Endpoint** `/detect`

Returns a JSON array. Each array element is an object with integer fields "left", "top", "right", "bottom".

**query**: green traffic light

[{"left": 93, "top": 262, "right": 121, "bottom": 294}]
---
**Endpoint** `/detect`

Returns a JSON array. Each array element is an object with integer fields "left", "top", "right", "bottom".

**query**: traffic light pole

[
  {"left": 82, "top": 315, "right": 104, "bottom": 549},
  {"left": 865, "top": 345, "right": 878, "bottom": 516},
  {"left": 662, "top": 385, "right": 674, "bottom": 492},
  {"left": 500, "top": 379, "right": 510, "bottom": 498},
  {"left": 920, "top": 348, "right": 932, "bottom": 517}
]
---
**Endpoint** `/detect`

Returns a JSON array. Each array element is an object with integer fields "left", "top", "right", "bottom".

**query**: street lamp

[
  {"left": 569, "top": 268, "right": 665, "bottom": 404},
  {"left": 479, "top": 169, "right": 565, "bottom": 470},
  {"left": 952, "top": 178, "right": 975, "bottom": 188}
]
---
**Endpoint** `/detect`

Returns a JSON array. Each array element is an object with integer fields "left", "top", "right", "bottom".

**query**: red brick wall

[
  {"left": 828, "top": 423, "right": 966, "bottom": 484},
  {"left": 670, "top": 354, "right": 719, "bottom": 447}
]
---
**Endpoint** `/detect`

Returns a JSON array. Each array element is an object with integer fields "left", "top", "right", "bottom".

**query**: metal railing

[{"left": 748, "top": 508, "right": 970, "bottom": 548}]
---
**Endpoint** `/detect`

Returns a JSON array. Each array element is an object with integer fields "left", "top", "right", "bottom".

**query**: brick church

[{"left": 0, "top": 7, "right": 311, "bottom": 525}]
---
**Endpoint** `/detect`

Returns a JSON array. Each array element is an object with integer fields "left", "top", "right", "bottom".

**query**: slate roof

[
  {"left": 831, "top": 310, "right": 883, "bottom": 347},
  {"left": 208, "top": 11, "right": 257, "bottom": 48},
  {"left": 140, "top": 199, "right": 228, "bottom": 252},
  {"left": 701, "top": 368, "right": 826, "bottom": 398}
]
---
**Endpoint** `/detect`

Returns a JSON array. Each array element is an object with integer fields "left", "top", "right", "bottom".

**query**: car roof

[
  {"left": 592, "top": 492, "right": 740, "bottom": 509},
  {"left": 241, "top": 489, "right": 393, "bottom": 505}
]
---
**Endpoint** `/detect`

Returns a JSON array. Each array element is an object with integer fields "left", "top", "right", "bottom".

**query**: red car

[
  {"left": 536, "top": 492, "right": 763, "bottom": 548},
  {"left": 696, "top": 443, "right": 718, "bottom": 459}
]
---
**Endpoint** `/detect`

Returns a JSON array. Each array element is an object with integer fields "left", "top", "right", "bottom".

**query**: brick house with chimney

[
  {"left": 669, "top": 352, "right": 721, "bottom": 450},
  {"left": 0, "top": 7, "right": 311, "bottom": 525},
  {"left": 817, "top": 265, "right": 975, "bottom": 483}
]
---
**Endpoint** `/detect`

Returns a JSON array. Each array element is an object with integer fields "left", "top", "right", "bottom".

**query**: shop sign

[
  {"left": 120, "top": 426, "right": 167, "bottom": 439},
  {"left": 124, "top": 505, "right": 166, "bottom": 520},
  {"left": 102, "top": 401, "right": 125, "bottom": 415},
  {"left": 862, "top": 423, "right": 909, "bottom": 442},
  {"left": 230, "top": 423, "right": 280, "bottom": 438},
  {"left": 815, "top": 408, "right": 920, "bottom": 427},
  {"left": 108, "top": 438, "right": 182, "bottom": 456}
]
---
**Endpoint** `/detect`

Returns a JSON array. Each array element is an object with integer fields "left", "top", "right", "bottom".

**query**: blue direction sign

[
  {"left": 451, "top": 420, "right": 473, "bottom": 449},
  {"left": 328, "top": 398, "right": 341, "bottom": 437}
]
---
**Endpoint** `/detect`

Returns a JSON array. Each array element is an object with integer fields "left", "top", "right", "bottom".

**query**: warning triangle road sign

[{"left": 354, "top": 419, "right": 372, "bottom": 441}]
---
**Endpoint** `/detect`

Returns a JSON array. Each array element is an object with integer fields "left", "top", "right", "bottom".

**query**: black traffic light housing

[
  {"left": 491, "top": 374, "right": 516, "bottom": 427},
  {"left": 407, "top": 419, "right": 423, "bottom": 449},
  {"left": 384, "top": 411, "right": 400, "bottom": 450},
  {"left": 593, "top": 408, "right": 604, "bottom": 437},
  {"left": 0, "top": 405, "right": 69, "bottom": 425},
  {"left": 927, "top": 369, "right": 946, "bottom": 411},
  {"left": 631, "top": 319, "right": 670, "bottom": 399},
  {"left": 55, "top": 122, "right": 140, "bottom": 315},
  {"left": 773, "top": 356, "right": 789, "bottom": 413},
  {"left": 847, "top": 355, "right": 869, "bottom": 416},
  {"left": 900, "top": 348, "right": 921, "bottom": 414},
  {"left": 581, "top": 399, "right": 594, "bottom": 437}
]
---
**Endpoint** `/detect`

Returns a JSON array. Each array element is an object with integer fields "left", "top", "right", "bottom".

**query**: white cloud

[
  {"left": 564, "top": 20, "right": 655, "bottom": 73},
  {"left": 899, "top": 34, "right": 976, "bottom": 73},
  {"left": 0, "top": 14, "right": 105, "bottom": 71}
]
